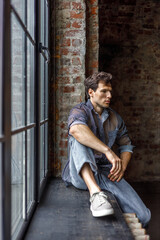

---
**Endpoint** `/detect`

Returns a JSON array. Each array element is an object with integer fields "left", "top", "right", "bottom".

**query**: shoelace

[
  {"left": 91, "top": 192, "right": 108, "bottom": 204},
  {"left": 97, "top": 192, "right": 108, "bottom": 205}
]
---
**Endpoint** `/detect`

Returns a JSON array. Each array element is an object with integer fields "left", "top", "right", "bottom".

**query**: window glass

[
  {"left": 0, "top": 0, "right": 3, "bottom": 136},
  {"left": 0, "top": 144, "right": 2, "bottom": 240},
  {"left": 40, "top": 55, "right": 45, "bottom": 121},
  {"left": 11, "top": 132, "right": 25, "bottom": 239},
  {"left": 40, "top": 125, "right": 44, "bottom": 182},
  {"left": 27, "top": 128, "right": 34, "bottom": 213},
  {"left": 45, "top": 1, "right": 48, "bottom": 49},
  {"left": 11, "top": 0, "right": 25, "bottom": 24},
  {"left": 27, "top": 39, "right": 35, "bottom": 124},
  {"left": 11, "top": 13, "right": 25, "bottom": 130},
  {"left": 45, "top": 122, "right": 48, "bottom": 176},
  {"left": 45, "top": 62, "right": 48, "bottom": 119},
  {"left": 40, "top": 0, "right": 45, "bottom": 46},
  {"left": 27, "top": 0, "right": 35, "bottom": 40}
]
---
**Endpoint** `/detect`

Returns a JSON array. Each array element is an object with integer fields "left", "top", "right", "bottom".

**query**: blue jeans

[{"left": 65, "top": 137, "right": 151, "bottom": 227}]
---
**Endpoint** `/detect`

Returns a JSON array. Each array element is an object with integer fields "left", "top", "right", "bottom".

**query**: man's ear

[{"left": 88, "top": 88, "right": 94, "bottom": 98}]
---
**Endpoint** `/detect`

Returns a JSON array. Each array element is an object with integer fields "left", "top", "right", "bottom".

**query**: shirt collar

[
  {"left": 86, "top": 99, "right": 94, "bottom": 110},
  {"left": 86, "top": 99, "right": 110, "bottom": 122}
]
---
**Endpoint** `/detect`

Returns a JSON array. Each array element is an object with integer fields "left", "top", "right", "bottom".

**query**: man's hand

[
  {"left": 108, "top": 151, "right": 132, "bottom": 182},
  {"left": 108, "top": 167, "right": 125, "bottom": 182},
  {"left": 104, "top": 149, "right": 122, "bottom": 178}
]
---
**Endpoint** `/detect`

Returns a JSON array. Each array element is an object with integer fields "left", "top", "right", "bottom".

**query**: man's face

[{"left": 89, "top": 81, "right": 112, "bottom": 109}]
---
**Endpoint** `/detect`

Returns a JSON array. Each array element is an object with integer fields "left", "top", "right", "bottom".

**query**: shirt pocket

[{"left": 107, "top": 129, "right": 118, "bottom": 148}]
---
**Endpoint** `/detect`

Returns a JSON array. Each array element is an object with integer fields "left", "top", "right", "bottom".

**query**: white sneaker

[{"left": 90, "top": 191, "right": 114, "bottom": 217}]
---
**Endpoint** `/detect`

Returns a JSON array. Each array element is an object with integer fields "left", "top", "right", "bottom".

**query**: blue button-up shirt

[
  {"left": 68, "top": 99, "right": 134, "bottom": 152},
  {"left": 62, "top": 99, "right": 134, "bottom": 182}
]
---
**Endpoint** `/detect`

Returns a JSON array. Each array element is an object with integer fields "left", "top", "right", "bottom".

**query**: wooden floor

[
  {"left": 24, "top": 178, "right": 134, "bottom": 240},
  {"left": 24, "top": 179, "right": 160, "bottom": 240}
]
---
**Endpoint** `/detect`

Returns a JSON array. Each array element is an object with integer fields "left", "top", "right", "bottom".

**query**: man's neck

[{"left": 90, "top": 99, "right": 103, "bottom": 116}]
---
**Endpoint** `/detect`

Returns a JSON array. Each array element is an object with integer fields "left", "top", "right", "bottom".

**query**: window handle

[{"left": 39, "top": 42, "right": 50, "bottom": 63}]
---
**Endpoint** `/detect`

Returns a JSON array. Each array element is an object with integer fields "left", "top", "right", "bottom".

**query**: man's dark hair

[{"left": 84, "top": 72, "right": 112, "bottom": 101}]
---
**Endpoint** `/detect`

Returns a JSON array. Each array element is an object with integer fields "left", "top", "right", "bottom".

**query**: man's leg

[
  {"left": 97, "top": 168, "right": 151, "bottom": 227},
  {"left": 80, "top": 163, "right": 101, "bottom": 196},
  {"left": 68, "top": 137, "right": 114, "bottom": 217}
]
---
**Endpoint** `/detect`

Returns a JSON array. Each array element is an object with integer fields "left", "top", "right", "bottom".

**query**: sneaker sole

[{"left": 90, "top": 207, "right": 114, "bottom": 217}]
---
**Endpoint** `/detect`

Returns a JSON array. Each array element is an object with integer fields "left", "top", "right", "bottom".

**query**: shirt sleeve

[
  {"left": 115, "top": 113, "right": 135, "bottom": 153},
  {"left": 68, "top": 104, "right": 88, "bottom": 131}
]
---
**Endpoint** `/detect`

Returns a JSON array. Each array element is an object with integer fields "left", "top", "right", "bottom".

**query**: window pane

[
  {"left": 40, "top": 125, "right": 44, "bottom": 182},
  {"left": 45, "top": 62, "right": 48, "bottom": 119},
  {"left": 11, "top": 13, "right": 25, "bottom": 130},
  {"left": 40, "top": 55, "right": 45, "bottom": 121},
  {"left": 27, "top": 128, "right": 34, "bottom": 213},
  {"left": 0, "top": 144, "right": 2, "bottom": 240},
  {"left": 0, "top": 0, "right": 3, "bottom": 135},
  {"left": 40, "top": 0, "right": 45, "bottom": 45},
  {"left": 27, "top": 39, "right": 35, "bottom": 124},
  {"left": 27, "top": 0, "right": 35, "bottom": 40},
  {"left": 45, "top": 1, "right": 48, "bottom": 49},
  {"left": 45, "top": 122, "right": 48, "bottom": 176},
  {"left": 11, "top": 132, "right": 25, "bottom": 239},
  {"left": 11, "top": 0, "right": 25, "bottom": 24}
]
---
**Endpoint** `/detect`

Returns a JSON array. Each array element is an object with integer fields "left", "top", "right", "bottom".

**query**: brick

[
  {"left": 72, "top": 39, "right": 82, "bottom": 47},
  {"left": 58, "top": 67, "right": 70, "bottom": 75},
  {"left": 72, "top": 57, "right": 81, "bottom": 65},
  {"left": 72, "top": 2, "right": 83, "bottom": 10},
  {"left": 89, "top": 0, "right": 97, "bottom": 4},
  {"left": 60, "top": 132, "right": 68, "bottom": 139},
  {"left": 60, "top": 48, "right": 69, "bottom": 55},
  {"left": 92, "top": 61, "right": 98, "bottom": 68},
  {"left": 56, "top": 2, "right": 71, "bottom": 10},
  {"left": 91, "top": 6, "right": 98, "bottom": 15},
  {"left": 72, "top": 21, "right": 82, "bottom": 28},
  {"left": 60, "top": 38, "right": 71, "bottom": 47},
  {"left": 59, "top": 140, "right": 68, "bottom": 148},
  {"left": 119, "top": 0, "right": 136, "bottom": 5},
  {"left": 70, "top": 11, "right": 84, "bottom": 19},
  {"left": 63, "top": 86, "right": 75, "bottom": 93},
  {"left": 60, "top": 58, "right": 71, "bottom": 66},
  {"left": 73, "top": 76, "right": 81, "bottom": 83},
  {"left": 59, "top": 150, "right": 67, "bottom": 157},
  {"left": 64, "top": 30, "right": 83, "bottom": 37}
]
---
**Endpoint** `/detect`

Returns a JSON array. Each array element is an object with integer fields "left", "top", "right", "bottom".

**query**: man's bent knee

[{"left": 139, "top": 208, "right": 151, "bottom": 227}]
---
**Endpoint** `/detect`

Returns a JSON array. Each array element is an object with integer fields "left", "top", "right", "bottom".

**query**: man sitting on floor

[{"left": 62, "top": 72, "right": 151, "bottom": 227}]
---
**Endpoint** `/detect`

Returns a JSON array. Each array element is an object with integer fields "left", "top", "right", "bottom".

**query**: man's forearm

[
  {"left": 120, "top": 151, "right": 132, "bottom": 171},
  {"left": 70, "top": 124, "right": 110, "bottom": 154}
]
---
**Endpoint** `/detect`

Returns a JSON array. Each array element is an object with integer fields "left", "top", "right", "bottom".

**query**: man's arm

[
  {"left": 70, "top": 124, "right": 122, "bottom": 176},
  {"left": 107, "top": 112, "right": 134, "bottom": 182}
]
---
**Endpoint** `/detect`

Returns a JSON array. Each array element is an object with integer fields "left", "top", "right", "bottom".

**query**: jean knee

[{"left": 139, "top": 208, "right": 151, "bottom": 227}]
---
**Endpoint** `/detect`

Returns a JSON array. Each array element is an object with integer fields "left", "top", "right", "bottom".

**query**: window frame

[{"left": 1, "top": 0, "right": 50, "bottom": 239}]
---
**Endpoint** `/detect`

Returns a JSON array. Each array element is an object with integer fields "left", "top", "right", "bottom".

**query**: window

[
  {"left": 0, "top": 0, "right": 4, "bottom": 239},
  {"left": 1, "top": 0, "right": 50, "bottom": 239}
]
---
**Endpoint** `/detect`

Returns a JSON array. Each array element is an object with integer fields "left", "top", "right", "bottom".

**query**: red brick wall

[
  {"left": 50, "top": 0, "right": 86, "bottom": 176},
  {"left": 99, "top": 0, "right": 160, "bottom": 181},
  {"left": 86, "top": 0, "right": 99, "bottom": 76}
]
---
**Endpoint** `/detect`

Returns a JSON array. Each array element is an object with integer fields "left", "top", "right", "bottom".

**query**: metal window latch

[{"left": 39, "top": 42, "right": 50, "bottom": 63}]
